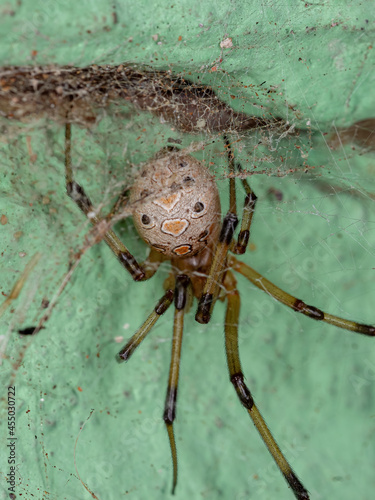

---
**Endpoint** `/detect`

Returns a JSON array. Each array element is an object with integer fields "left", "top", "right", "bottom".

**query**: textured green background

[{"left": 1, "top": 1, "right": 375, "bottom": 500}]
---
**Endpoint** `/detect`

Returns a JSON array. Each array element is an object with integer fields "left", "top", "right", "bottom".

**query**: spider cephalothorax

[{"left": 64, "top": 123, "right": 374, "bottom": 500}]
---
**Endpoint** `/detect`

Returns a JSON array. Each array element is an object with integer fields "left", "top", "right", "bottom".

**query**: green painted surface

[{"left": 1, "top": 2, "right": 375, "bottom": 500}]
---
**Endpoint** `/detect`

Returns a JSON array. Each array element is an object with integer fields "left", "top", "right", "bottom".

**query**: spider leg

[
  {"left": 195, "top": 138, "right": 239, "bottom": 324},
  {"left": 196, "top": 137, "right": 258, "bottom": 323},
  {"left": 105, "top": 187, "right": 130, "bottom": 222},
  {"left": 65, "top": 123, "right": 156, "bottom": 281},
  {"left": 163, "top": 274, "right": 190, "bottom": 494},
  {"left": 225, "top": 137, "right": 258, "bottom": 255},
  {"left": 232, "top": 163, "right": 257, "bottom": 254},
  {"left": 224, "top": 271, "right": 310, "bottom": 500},
  {"left": 116, "top": 288, "right": 174, "bottom": 361},
  {"left": 229, "top": 255, "right": 375, "bottom": 336}
]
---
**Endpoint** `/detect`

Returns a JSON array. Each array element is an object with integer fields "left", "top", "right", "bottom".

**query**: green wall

[{"left": 1, "top": 2, "right": 374, "bottom": 499}]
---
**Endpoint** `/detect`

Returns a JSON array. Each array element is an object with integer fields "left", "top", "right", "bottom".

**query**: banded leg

[
  {"left": 229, "top": 255, "right": 375, "bottom": 336},
  {"left": 195, "top": 138, "right": 239, "bottom": 323},
  {"left": 232, "top": 161, "right": 258, "bottom": 255},
  {"left": 65, "top": 123, "right": 150, "bottom": 281},
  {"left": 116, "top": 288, "right": 174, "bottom": 362},
  {"left": 163, "top": 275, "right": 190, "bottom": 494},
  {"left": 224, "top": 271, "right": 309, "bottom": 500},
  {"left": 195, "top": 137, "right": 258, "bottom": 323},
  {"left": 223, "top": 136, "right": 258, "bottom": 255}
]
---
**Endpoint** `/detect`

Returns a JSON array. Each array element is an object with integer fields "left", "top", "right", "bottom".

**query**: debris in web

[
  {"left": 0, "top": 63, "right": 288, "bottom": 134},
  {"left": 0, "top": 252, "right": 41, "bottom": 319}
]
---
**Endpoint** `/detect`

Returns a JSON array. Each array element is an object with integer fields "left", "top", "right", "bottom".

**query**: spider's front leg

[
  {"left": 223, "top": 271, "right": 310, "bottom": 500},
  {"left": 64, "top": 123, "right": 163, "bottom": 281},
  {"left": 196, "top": 137, "right": 257, "bottom": 323}
]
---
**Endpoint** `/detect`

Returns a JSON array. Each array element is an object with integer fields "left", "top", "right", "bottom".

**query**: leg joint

[
  {"left": 235, "top": 230, "right": 250, "bottom": 254},
  {"left": 293, "top": 299, "right": 324, "bottom": 320},
  {"left": 196, "top": 293, "right": 213, "bottom": 324},
  {"left": 67, "top": 180, "right": 91, "bottom": 212},
  {"left": 155, "top": 289, "right": 174, "bottom": 315},
  {"left": 219, "top": 212, "right": 239, "bottom": 245},
  {"left": 163, "top": 388, "right": 177, "bottom": 425},
  {"left": 231, "top": 373, "right": 254, "bottom": 410},
  {"left": 245, "top": 192, "right": 257, "bottom": 206},
  {"left": 118, "top": 252, "right": 145, "bottom": 281},
  {"left": 174, "top": 275, "right": 190, "bottom": 310}
]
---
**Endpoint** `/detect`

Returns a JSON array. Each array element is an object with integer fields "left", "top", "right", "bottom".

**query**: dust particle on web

[{"left": 220, "top": 37, "right": 233, "bottom": 48}]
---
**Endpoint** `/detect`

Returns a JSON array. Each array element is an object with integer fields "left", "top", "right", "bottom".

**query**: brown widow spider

[{"left": 64, "top": 123, "right": 374, "bottom": 500}]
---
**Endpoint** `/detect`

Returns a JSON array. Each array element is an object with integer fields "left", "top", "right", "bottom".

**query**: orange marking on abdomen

[
  {"left": 153, "top": 191, "right": 181, "bottom": 212},
  {"left": 173, "top": 244, "right": 192, "bottom": 255},
  {"left": 161, "top": 218, "right": 189, "bottom": 237}
]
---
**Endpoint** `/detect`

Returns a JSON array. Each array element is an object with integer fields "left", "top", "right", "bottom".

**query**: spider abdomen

[{"left": 130, "top": 152, "right": 221, "bottom": 258}]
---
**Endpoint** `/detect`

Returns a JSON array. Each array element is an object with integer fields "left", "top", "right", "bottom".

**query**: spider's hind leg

[{"left": 223, "top": 270, "right": 310, "bottom": 500}]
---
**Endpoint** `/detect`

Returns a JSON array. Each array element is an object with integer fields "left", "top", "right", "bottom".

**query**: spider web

[{"left": 1, "top": 2, "right": 375, "bottom": 500}]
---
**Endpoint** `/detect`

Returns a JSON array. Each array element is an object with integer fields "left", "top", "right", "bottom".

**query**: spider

[{"left": 64, "top": 123, "right": 374, "bottom": 500}]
